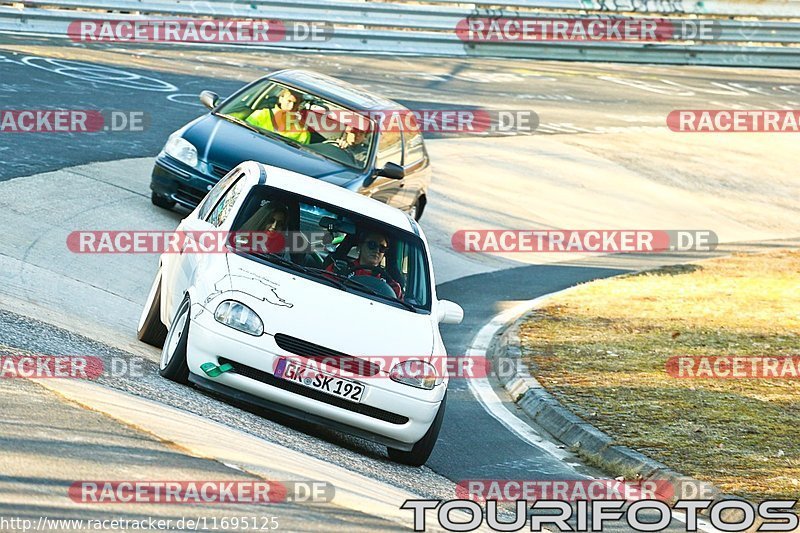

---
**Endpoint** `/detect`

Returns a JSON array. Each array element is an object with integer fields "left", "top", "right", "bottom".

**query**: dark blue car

[{"left": 150, "top": 69, "right": 431, "bottom": 219}]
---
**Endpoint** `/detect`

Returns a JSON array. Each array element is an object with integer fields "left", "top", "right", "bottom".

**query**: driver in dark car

[
  {"left": 327, "top": 230, "right": 402, "bottom": 299},
  {"left": 324, "top": 125, "right": 370, "bottom": 166}
]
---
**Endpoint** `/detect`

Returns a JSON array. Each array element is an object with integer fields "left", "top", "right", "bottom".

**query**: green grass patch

[{"left": 519, "top": 250, "right": 800, "bottom": 503}]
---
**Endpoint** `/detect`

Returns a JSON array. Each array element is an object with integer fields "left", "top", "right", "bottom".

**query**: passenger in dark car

[{"left": 246, "top": 88, "right": 311, "bottom": 145}]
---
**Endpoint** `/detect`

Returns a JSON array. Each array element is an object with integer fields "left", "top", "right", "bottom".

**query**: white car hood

[{"left": 224, "top": 253, "right": 436, "bottom": 358}]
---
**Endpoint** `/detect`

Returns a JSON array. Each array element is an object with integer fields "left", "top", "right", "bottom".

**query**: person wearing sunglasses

[{"left": 326, "top": 230, "right": 402, "bottom": 299}]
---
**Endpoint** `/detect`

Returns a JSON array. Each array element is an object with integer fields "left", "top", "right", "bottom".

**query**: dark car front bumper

[{"left": 151, "top": 154, "right": 231, "bottom": 209}]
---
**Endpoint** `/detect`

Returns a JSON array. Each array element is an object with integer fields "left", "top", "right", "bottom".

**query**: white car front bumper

[{"left": 185, "top": 305, "right": 446, "bottom": 447}]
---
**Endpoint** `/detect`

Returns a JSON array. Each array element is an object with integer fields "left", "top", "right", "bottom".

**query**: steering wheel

[
  {"left": 333, "top": 260, "right": 388, "bottom": 279},
  {"left": 302, "top": 98, "right": 329, "bottom": 112},
  {"left": 349, "top": 274, "right": 397, "bottom": 299}
]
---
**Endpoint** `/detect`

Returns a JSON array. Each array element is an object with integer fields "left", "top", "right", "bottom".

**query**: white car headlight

[
  {"left": 164, "top": 135, "right": 198, "bottom": 167},
  {"left": 214, "top": 300, "right": 263, "bottom": 336},
  {"left": 389, "top": 360, "right": 439, "bottom": 390}
]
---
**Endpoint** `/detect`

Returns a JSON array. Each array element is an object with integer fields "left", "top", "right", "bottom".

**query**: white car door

[{"left": 167, "top": 215, "right": 216, "bottom": 318}]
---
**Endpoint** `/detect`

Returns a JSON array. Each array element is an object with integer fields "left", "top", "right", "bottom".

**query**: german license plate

[{"left": 274, "top": 358, "right": 364, "bottom": 403}]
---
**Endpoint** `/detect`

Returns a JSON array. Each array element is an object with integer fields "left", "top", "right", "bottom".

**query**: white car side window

[
  {"left": 199, "top": 171, "right": 243, "bottom": 221},
  {"left": 207, "top": 176, "right": 245, "bottom": 227}
]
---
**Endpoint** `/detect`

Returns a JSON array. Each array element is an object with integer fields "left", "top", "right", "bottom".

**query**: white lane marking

[
  {"left": 21, "top": 56, "right": 178, "bottom": 92},
  {"left": 465, "top": 287, "right": 723, "bottom": 533},
  {"left": 465, "top": 288, "right": 582, "bottom": 466},
  {"left": 166, "top": 93, "right": 206, "bottom": 107}
]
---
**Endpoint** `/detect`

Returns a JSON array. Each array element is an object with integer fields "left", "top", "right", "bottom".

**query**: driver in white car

[{"left": 327, "top": 230, "right": 402, "bottom": 299}]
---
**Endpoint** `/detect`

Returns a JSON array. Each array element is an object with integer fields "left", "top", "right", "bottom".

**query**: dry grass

[{"left": 519, "top": 250, "right": 800, "bottom": 503}]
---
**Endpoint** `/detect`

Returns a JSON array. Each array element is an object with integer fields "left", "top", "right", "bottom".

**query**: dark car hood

[{"left": 183, "top": 114, "right": 360, "bottom": 187}]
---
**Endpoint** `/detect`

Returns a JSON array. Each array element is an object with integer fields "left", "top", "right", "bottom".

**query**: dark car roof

[{"left": 267, "top": 69, "right": 407, "bottom": 113}]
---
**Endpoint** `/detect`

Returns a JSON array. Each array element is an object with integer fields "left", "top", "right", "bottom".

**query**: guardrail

[
  {"left": 17, "top": 0, "right": 800, "bottom": 17},
  {"left": 401, "top": 0, "right": 800, "bottom": 17},
  {"left": 0, "top": 0, "right": 798, "bottom": 67}
]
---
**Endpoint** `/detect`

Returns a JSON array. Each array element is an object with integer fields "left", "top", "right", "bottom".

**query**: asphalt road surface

[{"left": 2, "top": 34, "right": 800, "bottom": 180}]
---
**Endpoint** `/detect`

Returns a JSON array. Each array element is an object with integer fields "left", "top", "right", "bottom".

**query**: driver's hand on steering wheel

[
  {"left": 332, "top": 259, "right": 351, "bottom": 276},
  {"left": 367, "top": 265, "right": 391, "bottom": 280}
]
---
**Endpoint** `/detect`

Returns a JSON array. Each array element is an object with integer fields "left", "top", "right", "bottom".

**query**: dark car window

[
  {"left": 198, "top": 171, "right": 243, "bottom": 220},
  {"left": 215, "top": 79, "right": 376, "bottom": 170},
  {"left": 403, "top": 125, "right": 425, "bottom": 166},
  {"left": 375, "top": 130, "right": 403, "bottom": 169}
]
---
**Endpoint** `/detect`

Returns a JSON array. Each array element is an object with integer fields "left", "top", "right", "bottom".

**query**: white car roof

[{"left": 237, "top": 161, "right": 417, "bottom": 234}]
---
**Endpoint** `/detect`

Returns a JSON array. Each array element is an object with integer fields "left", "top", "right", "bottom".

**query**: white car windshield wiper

[{"left": 305, "top": 267, "right": 417, "bottom": 312}]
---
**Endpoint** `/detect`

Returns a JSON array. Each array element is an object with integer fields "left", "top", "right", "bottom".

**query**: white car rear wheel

[{"left": 137, "top": 268, "right": 167, "bottom": 347}]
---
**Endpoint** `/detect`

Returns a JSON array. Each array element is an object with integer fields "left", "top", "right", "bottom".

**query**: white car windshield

[
  {"left": 231, "top": 185, "right": 431, "bottom": 312},
  {"left": 216, "top": 80, "right": 375, "bottom": 170}
]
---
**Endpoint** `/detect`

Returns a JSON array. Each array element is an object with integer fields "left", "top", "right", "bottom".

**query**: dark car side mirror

[
  {"left": 200, "top": 91, "right": 220, "bottom": 110},
  {"left": 378, "top": 162, "right": 405, "bottom": 180}
]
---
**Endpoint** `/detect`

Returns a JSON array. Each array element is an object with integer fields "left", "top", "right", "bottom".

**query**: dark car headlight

[{"left": 164, "top": 134, "right": 198, "bottom": 168}]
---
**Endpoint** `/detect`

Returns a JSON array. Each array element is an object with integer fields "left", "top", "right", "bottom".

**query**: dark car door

[
  {"left": 397, "top": 126, "right": 429, "bottom": 210},
  {"left": 359, "top": 130, "right": 405, "bottom": 208}
]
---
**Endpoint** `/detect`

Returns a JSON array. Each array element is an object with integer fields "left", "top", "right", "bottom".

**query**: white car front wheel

[
  {"left": 388, "top": 391, "right": 447, "bottom": 467},
  {"left": 159, "top": 297, "right": 191, "bottom": 384}
]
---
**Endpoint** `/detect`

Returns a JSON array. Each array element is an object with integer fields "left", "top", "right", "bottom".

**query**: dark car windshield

[
  {"left": 216, "top": 80, "right": 376, "bottom": 170},
  {"left": 230, "top": 185, "right": 431, "bottom": 312}
]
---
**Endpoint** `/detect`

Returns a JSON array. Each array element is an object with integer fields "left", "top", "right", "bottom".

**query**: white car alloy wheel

[{"left": 161, "top": 301, "right": 189, "bottom": 370}]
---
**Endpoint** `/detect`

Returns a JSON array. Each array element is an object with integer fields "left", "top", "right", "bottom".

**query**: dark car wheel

[
  {"left": 387, "top": 391, "right": 446, "bottom": 466},
  {"left": 151, "top": 192, "right": 176, "bottom": 210},
  {"left": 409, "top": 196, "right": 425, "bottom": 221}
]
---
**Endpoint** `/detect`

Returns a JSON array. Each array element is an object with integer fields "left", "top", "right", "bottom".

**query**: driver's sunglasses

[{"left": 366, "top": 240, "right": 388, "bottom": 253}]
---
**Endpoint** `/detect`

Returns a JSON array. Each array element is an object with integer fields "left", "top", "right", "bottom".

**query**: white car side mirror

[{"left": 437, "top": 300, "right": 464, "bottom": 325}]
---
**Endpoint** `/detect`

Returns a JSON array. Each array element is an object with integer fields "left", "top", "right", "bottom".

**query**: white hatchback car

[{"left": 138, "top": 161, "right": 463, "bottom": 466}]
